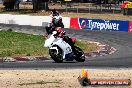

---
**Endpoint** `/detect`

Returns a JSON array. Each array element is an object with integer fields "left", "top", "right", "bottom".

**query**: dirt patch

[
  {"left": 0, "top": 69, "right": 131, "bottom": 88},
  {"left": 61, "top": 12, "right": 132, "bottom": 21}
]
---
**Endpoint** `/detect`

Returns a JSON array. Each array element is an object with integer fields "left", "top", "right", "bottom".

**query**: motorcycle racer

[
  {"left": 45, "top": 26, "right": 75, "bottom": 51},
  {"left": 48, "top": 9, "right": 64, "bottom": 28},
  {"left": 51, "top": 8, "right": 59, "bottom": 17},
  {"left": 44, "top": 28, "right": 85, "bottom": 62},
  {"left": 45, "top": 9, "right": 74, "bottom": 50},
  {"left": 46, "top": 9, "right": 64, "bottom": 35},
  {"left": 53, "top": 27, "right": 76, "bottom": 50},
  {"left": 49, "top": 9, "right": 62, "bottom": 23}
]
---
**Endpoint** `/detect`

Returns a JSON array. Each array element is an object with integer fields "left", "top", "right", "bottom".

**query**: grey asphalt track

[{"left": 0, "top": 24, "right": 132, "bottom": 69}]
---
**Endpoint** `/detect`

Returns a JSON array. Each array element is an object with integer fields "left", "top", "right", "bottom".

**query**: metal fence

[
  {"left": 0, "top": 1, "right": 124, "bottom": 14},
  {"left": 49, "top": 2, "right": 122, "bottom": 14}
]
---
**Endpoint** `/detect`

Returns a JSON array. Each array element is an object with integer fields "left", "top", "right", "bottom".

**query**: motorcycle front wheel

[
  {"left": 74, "top": 46, "right": 85, "bottom": 62},
  {"left": 49, "top": 45, "right": 63, "bottom": 63}
]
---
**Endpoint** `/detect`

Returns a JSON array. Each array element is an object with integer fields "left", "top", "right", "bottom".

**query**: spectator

[
  {"left": 10, "top": 0, "right": 15, "bottom": 10},
  {"left": 15, "top": 0, "right": 21, "bottom": 10},
  {"left": 3, "top": 0, "right": 15, "bottom": 11},
  {"left": 3, "top": 0, "right": 9, "bottom": 10}
]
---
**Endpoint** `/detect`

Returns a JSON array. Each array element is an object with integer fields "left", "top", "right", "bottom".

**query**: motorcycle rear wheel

[
  {"left": 74, "top": 46, "right": 85, "bottom": 62},
  {"left": 49, "top": 45, "right": 63, "bottom": 63}
]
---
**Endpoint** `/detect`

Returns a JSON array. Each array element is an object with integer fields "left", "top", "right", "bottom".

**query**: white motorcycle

[{"left": 44, "top": 31, "right": 85, "bottom": 63}]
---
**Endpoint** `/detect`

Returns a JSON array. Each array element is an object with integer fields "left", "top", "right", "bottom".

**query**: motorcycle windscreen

[{"left": 44, "top": 35, "right": 55, "bottom": 47}]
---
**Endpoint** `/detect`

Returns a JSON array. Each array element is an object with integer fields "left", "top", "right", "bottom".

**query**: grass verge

[{"left": 0, "top": 30, "right": 97, "bottom": 57}]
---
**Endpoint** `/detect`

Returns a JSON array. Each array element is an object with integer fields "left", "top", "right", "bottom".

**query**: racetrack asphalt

[{"left": 0, "top": 24, "right": 132, "bottom": 69}]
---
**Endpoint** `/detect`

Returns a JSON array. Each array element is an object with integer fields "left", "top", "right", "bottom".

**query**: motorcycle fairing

[
  {"left": 51, "top": 38, "right": 72, "bottom": 59},
  {"left": 44, "top": 34, "right": 55, "bottom": 48}
]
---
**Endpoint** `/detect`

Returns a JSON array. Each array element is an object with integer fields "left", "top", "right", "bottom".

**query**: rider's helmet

[
  {"left": 51, "top": 9, "right": 59, "bottom": 16},
  {"left": 56, "top": 27, "right": 63, "bottom": 33},
  {"left": 56, "top": 27, "right": 65, "bottom": 37}
]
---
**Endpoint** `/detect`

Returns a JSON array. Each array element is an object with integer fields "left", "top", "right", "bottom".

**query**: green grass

[
  {"left": 76, "top": 40, "right": 97, "bottom": 52},
  {"left": 0, "top": 30, "right": 97, "bottom": 57}
]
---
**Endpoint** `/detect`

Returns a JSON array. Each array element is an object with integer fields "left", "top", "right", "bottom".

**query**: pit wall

[
  {"left": 0, "top": 14, "right": 132, "bottom": 32},
  {"left": 70, "top": 18, "right": 132, "bottom": 32}
]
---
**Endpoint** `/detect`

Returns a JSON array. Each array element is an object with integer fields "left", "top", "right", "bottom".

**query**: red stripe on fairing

[
  {"left": 70, "top": 18, "right": 80, "bottom": 30},
  {"left": 128, "top": 21, "right": 132, "bottom": 32}
]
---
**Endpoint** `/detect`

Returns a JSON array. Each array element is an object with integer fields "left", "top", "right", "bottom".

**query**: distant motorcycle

[
  {"left": 46, "top": 15, "right": 64, "bottom": 35},
  {"left": 53, "top": 15, "right": 64, "bottom": 28},
  {"left": 44, "top": 31, "right": 85, "bottom": 63},
  {"left": 46, "top": 13, "right": 64, "bottom": 32},
  {"left": 50, "top": 15, "right": 64, "bottom": 28}
]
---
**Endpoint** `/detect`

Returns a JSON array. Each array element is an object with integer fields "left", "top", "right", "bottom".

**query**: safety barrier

[
  {"left": 70, "top": 17, "right": 132, "bottom": 32},
  {"left": 0, "top": 14, "right": 131, "bottom": 32},
  {"left": 0, "top": 14, "right": 70, "bottom": 28},
  {"left": 129, "top": 21, "right": 132, "bottom": 32}
]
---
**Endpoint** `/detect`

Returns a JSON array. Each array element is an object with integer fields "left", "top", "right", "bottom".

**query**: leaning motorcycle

[{"left": 44, "top": 31, "right": 85, "bottom": 63}]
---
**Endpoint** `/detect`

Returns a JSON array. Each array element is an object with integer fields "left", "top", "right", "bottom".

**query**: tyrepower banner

[{"left": 70, "top": 18, "right": 129, "bottom": 32}]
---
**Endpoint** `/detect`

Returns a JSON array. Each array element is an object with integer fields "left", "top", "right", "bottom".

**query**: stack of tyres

[
  {"left": 122, "top": 1, "right": 132, "bottom": 15},
  {"left": 123, "top": 8, "right": 132, "bottom": 15},
  {"left": 127, "top": 8, "right": 132, "bottom": 15}
]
